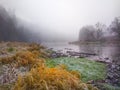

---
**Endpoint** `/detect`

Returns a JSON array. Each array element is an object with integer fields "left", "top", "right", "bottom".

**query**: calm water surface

[{"left": 42, "top": 42, "right": 120, "bottom": 64}]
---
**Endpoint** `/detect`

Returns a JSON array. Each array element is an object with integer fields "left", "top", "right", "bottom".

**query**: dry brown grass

[{"left": 13, "top": 61, "right": 98, "bottom": 90}]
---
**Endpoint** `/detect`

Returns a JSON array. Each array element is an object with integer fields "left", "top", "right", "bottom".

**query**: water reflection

[
  {"left": 78, "top": 44, "right": 120, "bottom": 64},
  {"left": 42, "top": 42, "right": 120, "bottom": 64}
]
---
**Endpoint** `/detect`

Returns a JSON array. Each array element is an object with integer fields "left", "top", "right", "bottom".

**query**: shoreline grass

[{"left": 46, "top": 57, "right": 107, "bottom": 82}]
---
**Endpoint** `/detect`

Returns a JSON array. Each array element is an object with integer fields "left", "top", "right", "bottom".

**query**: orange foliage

[
  {"left": 14, "top": 51, "right": 41, "bottom": 67},
  {"left": 0, "top": 50, "right": 41, "bottom": 67},
  {"left": 13, "top": 62, "right": 98, "bottom": 90}
]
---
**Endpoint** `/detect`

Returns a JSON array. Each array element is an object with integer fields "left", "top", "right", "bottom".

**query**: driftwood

[
  {"left": 51, "top": 51, "right": 97, "bottom": 58},
  {"left": 66, "top": 51, "right": 97, "bottom": 56}
]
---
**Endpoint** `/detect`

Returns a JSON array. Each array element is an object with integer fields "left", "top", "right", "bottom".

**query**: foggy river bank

[
  {"left": 42, "top": 42, "right": 120, "bottom": 86},
  {"left": 42, "top": 42, "right": 120, "bottom": 63}
]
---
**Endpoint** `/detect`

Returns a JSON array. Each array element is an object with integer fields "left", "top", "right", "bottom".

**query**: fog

[{"left": 0, "top": 0, "right": 120, "bottom": 42}]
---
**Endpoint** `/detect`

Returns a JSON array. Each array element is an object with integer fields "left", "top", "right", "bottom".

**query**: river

[{"left": 42, "top": 42, "right": 120, "bottom": 64}]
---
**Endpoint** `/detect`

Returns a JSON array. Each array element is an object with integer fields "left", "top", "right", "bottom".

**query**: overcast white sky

[{"left": 0, "top": 0, "right": 120, "bottom": 41}]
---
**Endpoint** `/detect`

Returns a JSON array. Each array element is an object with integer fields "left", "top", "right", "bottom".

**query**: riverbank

[
  {"left": 0, "top": 42, "right": 99, "bottom": 90},
  {"left": 0, "top": 42, "right": 119, "bottom": 90},
  {"left": 46, "top": 57, "right": 120, "bottom": 90},
  {"left": 69, "top": 41, "right": 120, "bottom": 46},
  {"left": 48, "top": 47, "right": 120, "bottom": 90}
]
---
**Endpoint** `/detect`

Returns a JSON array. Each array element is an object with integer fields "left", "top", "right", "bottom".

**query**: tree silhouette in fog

[
  {"left": 110, "top": 17, "right": 120, "bottom": 38},
  {"left": 79, "top": 17, "right": 120, "bottom": 42},
  {"left": 0, "top": 6, "right": 31, "bottom": 42}
]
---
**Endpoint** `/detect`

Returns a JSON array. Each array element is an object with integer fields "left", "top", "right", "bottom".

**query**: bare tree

[
  {"left": 79, "top": 23, "right": 105, "bottom": 42},
  {"left": 79, "top": 25, "right": 96, "bottom": 42},
  {"left": 110, "top": 17, "right": 120, "bottom": 38},
  {"left": 94, "top": 22, "right": 106, "bottom": 41}
]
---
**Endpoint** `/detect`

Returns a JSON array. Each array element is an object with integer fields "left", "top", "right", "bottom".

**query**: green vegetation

[
  {"left": 46, "top": 57, "right": 106, "bottom": 82},
  {"left": 7, "top": 47, "right": 14, "bottom": 52}
]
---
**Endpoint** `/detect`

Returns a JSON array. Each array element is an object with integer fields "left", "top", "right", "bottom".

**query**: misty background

[{"left": 0, "top": 0, "right": 120, "bottom": 42}]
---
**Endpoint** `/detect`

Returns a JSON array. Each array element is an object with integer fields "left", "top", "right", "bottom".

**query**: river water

[{"left": 42, "top": 42, "right": 120, "bottom": 64}]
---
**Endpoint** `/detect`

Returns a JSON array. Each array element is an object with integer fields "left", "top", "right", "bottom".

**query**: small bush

[
  {"left": 14, "top": 51, "right": 39, "bottom": 67},
  {"left": 0, "top": 51, "right": 41, "bottom": 67},
  {"left": 28, "top": 43, "right": 48, "bottom": 58}
]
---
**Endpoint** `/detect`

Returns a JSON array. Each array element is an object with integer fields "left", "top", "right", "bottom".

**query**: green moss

[
  {"left": 7, "top": 47, "right": 14, "bottom": 52},
  {"left": 46, "top": 57, "right": 106, "bottom": 82}
]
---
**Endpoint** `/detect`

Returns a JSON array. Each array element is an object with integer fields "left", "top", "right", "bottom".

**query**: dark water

[
  {"left": 42, "top": 42, "right": 120, "bottom": 64},
  {"left": 78, "top": 44, "right": 120, "bottom": 64}
]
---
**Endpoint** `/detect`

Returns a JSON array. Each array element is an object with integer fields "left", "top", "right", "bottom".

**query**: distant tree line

[
  {"left": 79, "top": 17, "right": 120, "bottom": 42},
  {"left": 0, "top": 6, "right": 40, "bottom": 42}
]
